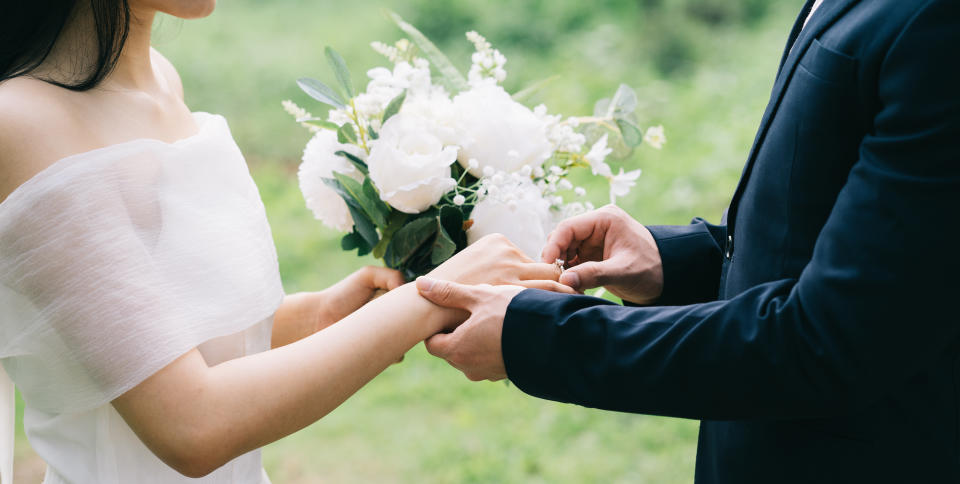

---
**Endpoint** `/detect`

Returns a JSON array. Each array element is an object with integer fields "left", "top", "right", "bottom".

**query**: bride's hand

[
  {"left": 272, "top": 266, "right": 404, "bottom": 347},
  {"left": 427, "top": 234, "right": 575, "bottom": 292}
]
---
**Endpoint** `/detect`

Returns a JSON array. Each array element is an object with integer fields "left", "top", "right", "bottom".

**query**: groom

[{"left": 416, "top": 1, "right": 960, "bottom": 483}]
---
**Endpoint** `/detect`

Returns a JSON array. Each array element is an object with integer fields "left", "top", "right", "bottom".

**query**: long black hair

[{"left": 0, "top": 0, "right": 131, "bottom": 91}]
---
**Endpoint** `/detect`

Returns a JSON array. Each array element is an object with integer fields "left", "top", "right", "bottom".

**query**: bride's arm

[
  {"left": 112, "top": 235, "right": 568, "bottom": 478},
  {"left": 270, "top": 266, "right": 405, "bottom": 348}
]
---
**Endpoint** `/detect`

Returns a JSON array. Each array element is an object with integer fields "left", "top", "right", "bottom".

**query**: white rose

[
  {"left": 467, "top": 176, "right": 554, "bottom": 260},
  {"left": 367, "top": 112, "right": 459, "bottom": 214},
  {"left": 298, "top": 130, "right": 366, "bottom": 232},
  {"left": 450, "top": 84, "right": 553, "bottom": 177}
]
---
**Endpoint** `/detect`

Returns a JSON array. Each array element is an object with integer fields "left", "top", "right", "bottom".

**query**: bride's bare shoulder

[{"left": 0, "top": 77, "right": 87, "bottom": 201}]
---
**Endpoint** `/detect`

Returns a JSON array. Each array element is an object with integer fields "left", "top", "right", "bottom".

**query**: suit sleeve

[
  {"left": 642, "top": 219, "right": 726, "bottom": 306},
  {"left": 503, "top": 0, "right": 960, "bottom": 420}
]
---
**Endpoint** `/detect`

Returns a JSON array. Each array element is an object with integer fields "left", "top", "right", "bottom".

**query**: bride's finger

[
  {"left": 518, "top": 262, "right": 563, "bottom": 282},
  {"left": 362, "top": 266, "right": 405, "bottom": 290},
  {"left": 516, "top": 279, "right": 578, "bottom": 294}
]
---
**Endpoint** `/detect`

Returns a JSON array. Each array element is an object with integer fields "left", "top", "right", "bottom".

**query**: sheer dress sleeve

[{"left": 0, "top": 113, "right": 285, "bottom": 416}]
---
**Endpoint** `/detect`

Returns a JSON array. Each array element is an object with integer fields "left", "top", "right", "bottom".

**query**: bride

[{"left": 0, "top": 1, "right": 570, "bottom": 483}]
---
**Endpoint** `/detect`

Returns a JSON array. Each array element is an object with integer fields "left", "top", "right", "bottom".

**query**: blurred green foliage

[{"left": 14, "top": 0, "right": 800, "bottom": 482}]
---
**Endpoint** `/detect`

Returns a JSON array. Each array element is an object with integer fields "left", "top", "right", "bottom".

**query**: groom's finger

[
  {"left": 416, "top": 277, "right": 483, "bottom": 310},
  {"left": 541, "top": 211, "right": 605, "bottom": 263},
  {"left": 516, "top": 279, "right": 578, "bottom": 294},
  {"left": 424, "top": 332, "right": 455, "bottom": 358},
  {"left": 560, "top": 260, "right": 614, "bottom": 292}
]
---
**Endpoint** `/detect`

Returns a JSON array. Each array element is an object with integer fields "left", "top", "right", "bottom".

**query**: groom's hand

[
  {"left": 416, "top": 277, "right": 522, "bottom": 381},
  {"left": 541, "top": 205, "right": 664, "bottom": 304}
]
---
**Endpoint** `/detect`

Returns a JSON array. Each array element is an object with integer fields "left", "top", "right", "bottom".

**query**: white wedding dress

[{"left": 0, "top": 113, "right": 285, "bottom": 484}]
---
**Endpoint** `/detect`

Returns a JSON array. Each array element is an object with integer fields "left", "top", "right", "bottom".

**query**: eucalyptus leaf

[
  {"left": 298, "top": 118, "right": 340, "bottom": 131},
  {"left": 611, "top": 84, "right": 638, "bottom": 116},
  {"left": 337, "top": 123, "right": 358, "bottom": 145},
  {"left": 297, "top": 78, "right": 346, "bottom": 109},
  {"left": 431, "top": 222, "right": 457, "bottom": 265},
  {"left": 385, "top": 216, "right": 437, "bottom": 268},
  {"left": 325, "top": 47, "right": 355, "bottom": 98},
  {"left": 335, "top": 150, "right": 368, "bottom": 175},
  {"left": 382, "top": 90, "right": 407, "bottom": 125},
  {"left": 616, "top": 119, "right": 643, "bottom": 148},
  {"left": 512, "top": 75, "right": 560, "bottom": 103},
  {"left": 387, "top": 11, "right": 468, "bottom": 93}
]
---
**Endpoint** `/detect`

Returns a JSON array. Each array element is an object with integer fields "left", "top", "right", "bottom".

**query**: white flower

[
  {"left": 585, "top": 134, "right": 614, "bottom": 177},
  {"left": 644, "top": 125, "right": 666, "bottom": 149},
  {"left": 351, "top": 59, "right": 446, "bottom": 130},
  {"left": 367, "top": 112, "right": 458, "bottom": 213},
  {"left": 450, "top": 83, "right": 553, "bottom": 177},
  {"left": 556, "top": 202, "right": 589, "bottom": 222},
  {"left": 536, "top": 106, "right": 586, "bottom": 153},
  {"left": 609, "top": 168, "right": 642, "bottom": 204},
  {"left": 298, "top": 130, "right": 366, "bottom": 232},
  {"left": 468, "top": 158, "right": 480, "bottom": 170},
  {"left": 466, "top": 31, "right": 507, "bottom": 86},
  {"left": 467, "top": 176, "right": 554, "bottom": 260},
  {"left": 574, "top": 186, "right": 587, "bottom": 197},
  {"left": 453, "top": 194, "right": 466, "bottom": 206}
]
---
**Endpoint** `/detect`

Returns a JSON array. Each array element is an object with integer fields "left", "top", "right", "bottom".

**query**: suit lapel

[{"left": 726, "top": 0, "right": 860, "bottom": 234}]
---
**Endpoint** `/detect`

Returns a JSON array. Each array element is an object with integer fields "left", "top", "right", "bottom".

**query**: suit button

[{"left": 725, "top": 235, "right": 734, "bottom": 259}]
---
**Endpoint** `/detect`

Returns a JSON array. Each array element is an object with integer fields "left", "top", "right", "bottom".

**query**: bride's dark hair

[{"left": 0, "top": 0, "right": 131, "bottom": 91}]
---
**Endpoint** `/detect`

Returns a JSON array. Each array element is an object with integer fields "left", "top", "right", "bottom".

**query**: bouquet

[{"left": 284, "top": 12, "right": 665, "bottom": 280}]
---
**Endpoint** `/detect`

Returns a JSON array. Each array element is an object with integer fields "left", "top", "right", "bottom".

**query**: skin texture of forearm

[
  {"left": 270, "top": 292, "right": 321, "bottom": 348},
  {"left": 114, "top": 283, "right": 461, "bottom": 477}
]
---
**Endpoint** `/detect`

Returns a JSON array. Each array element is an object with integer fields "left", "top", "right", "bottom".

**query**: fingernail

[
  {"left": 560, "top": 272, "right": 580, "bottom": 290},
  {"left": 416, "top": 277, "right": 435, "bottom": 292}
]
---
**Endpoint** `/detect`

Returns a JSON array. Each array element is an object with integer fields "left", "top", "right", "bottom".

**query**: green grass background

[{"left": 14, "top": 1, "right": 799, "bottom": 482}]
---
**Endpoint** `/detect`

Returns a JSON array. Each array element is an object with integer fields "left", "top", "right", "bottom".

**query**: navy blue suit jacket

[{"left": 502, "top": 1, "right": 960, "bottom": 482}]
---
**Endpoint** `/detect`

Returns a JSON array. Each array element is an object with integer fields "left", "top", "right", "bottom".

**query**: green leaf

[
  {"left": 298, "top": 118, "right": 340, "bottom": 131},
  {"left": 297, "top": 78, "right": 346, "bottom": 109},
  {"left": 323, "top": 178, "right": 381, "bottom": 248},
  {"left": 335, "top": 150, "right": 368, "bottom": 175},
  {"left": 511, "top": 75, "right": 560, "bottom": 103},
  {"left": 361, "top": 177, "right": 391, "bottom": 228},
  {"left": 325, "top": 47, "right": 355, "bottom": 99},
  {"left": 372, "top": 211, "right": 409, "bottom": 259},
  {"left": 387, "top": 11, "right": 468, "bottom": 93},
  {"left": 341, "top": 231, "right": 372, "bottom": 256},
  {"left": 431, "top": 220, "right": 457, "bottom": 265},
  {"left": 368, "top": 127, "right": 379, "bottom": 140},
  {"left": 346, "top": 204, "right": 379, "bottom": 249},
  {"left": 337, "top": 123, "right": 358, "bottom": 145},
  {"left": 616, "top": 119, "right": 643, "bottom": 147},
  {"left": 385, "top": 216, "right": 437, "bottom": 268},
  {"left": 382, "top": 90, "right": 407, "bottom": 125},
  {"left": 439, "top": 205, "right": 469, "bottom": 250},
  {"left": 332, "top": 173, "right": 388, "bottom": 228}
]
